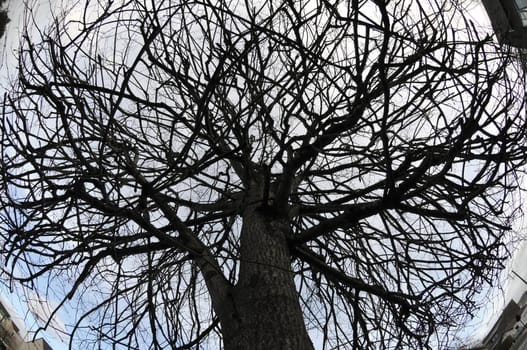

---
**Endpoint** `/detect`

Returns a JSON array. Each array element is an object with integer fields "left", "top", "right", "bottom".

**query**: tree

[
  {"left": 1, "top": 0, "right": 526, "bottom": 348},
  {"left": 0, "top": 0, "right": 8, "bottom": 39}
]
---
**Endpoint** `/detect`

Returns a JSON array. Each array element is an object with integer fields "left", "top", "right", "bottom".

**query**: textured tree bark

[{"left": 220, "top": 206, "right": 314, "bottom": 350}]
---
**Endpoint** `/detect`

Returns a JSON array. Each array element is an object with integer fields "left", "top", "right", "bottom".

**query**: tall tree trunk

[
  {"left": 220, "top": 206, "right": 314, "bottom": 350},
  {"left": 0, "top": 0, "right": 8, "bottom": 40}
]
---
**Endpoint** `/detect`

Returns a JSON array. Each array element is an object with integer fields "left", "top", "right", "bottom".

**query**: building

[
  {"left": 481, "top": 298, "right": 522, "bottom": 349},
  {"left": 481, "top": 0, "right": 527, "bottom": 48},
  {"left": 461, "top": 292, "right": 527, "bottom": 350},
  {"left": 0, "top": 299, "right": 53, "bottom": 350}
]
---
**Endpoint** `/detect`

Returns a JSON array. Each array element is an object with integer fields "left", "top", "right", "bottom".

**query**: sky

[{"left": 0, "top": 0, "right": 526, "bottom": 349}]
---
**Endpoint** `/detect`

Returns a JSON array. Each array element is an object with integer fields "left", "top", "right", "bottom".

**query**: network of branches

[{"left": 1, "top": 0, "right": 526, "bottom": 349}]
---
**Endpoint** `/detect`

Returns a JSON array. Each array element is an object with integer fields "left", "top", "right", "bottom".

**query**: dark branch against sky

[
  {"left": 0, "top": 0, "right": 8, "bottom": 39},
  {"left": 1, "top": 0, "right": 527, "bottom": 349}
]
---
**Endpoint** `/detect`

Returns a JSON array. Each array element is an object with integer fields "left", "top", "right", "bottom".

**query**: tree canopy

[{"left": 1, "top": 0, "right": 526, "bottom": 349}]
